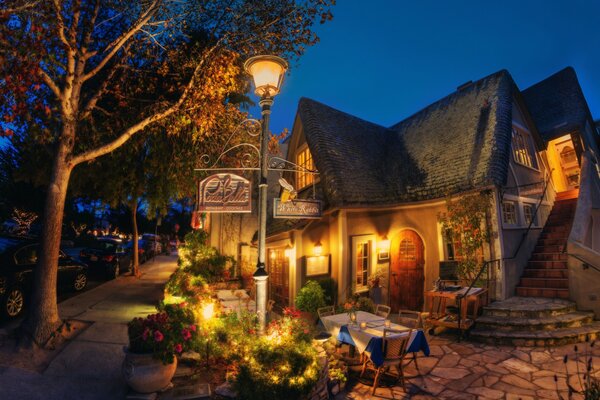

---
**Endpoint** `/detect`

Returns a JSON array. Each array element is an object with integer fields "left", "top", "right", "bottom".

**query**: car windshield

[
  {"left": 90, "top": 241, "right": 117, "bottom": 251},
  {"left": 0, "top": 237, "right": 21, "bottom": 254}
]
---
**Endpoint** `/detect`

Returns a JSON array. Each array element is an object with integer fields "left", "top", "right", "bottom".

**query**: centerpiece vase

[{"left": 122, "top": 347, "right": 177, "bottom": 393}]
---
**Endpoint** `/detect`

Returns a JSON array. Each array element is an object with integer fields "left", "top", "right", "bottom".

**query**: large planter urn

[{"left": 122, "top": 348, "right": 177, "bottom": 393}]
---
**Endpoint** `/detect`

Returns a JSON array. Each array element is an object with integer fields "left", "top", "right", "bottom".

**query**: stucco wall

[{"left": 567, "top": 151, "right": 600, "bottom": 317}]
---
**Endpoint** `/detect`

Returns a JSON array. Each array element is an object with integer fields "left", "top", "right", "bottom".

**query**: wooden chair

[
  {"left": 360, "top": 328, "right": 413, "bottom": 395},
  {"left": 317, "top": 305, "right": 335, "bottom": 319},
  {"left": 375, "top": 304, "right": 391, "bottom": 319}
]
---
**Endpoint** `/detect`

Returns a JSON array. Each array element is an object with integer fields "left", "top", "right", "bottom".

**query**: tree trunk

[
  {"left": 131, "top": 205, "right": 140, "bottom": 278},
  {"left": 22, "top": 133, "right": 74, "bottom": 346}
]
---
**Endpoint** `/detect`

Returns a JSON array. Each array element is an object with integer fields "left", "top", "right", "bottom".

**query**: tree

[{"left": 0, "top": 0, "right": 334, "bottom": 345}]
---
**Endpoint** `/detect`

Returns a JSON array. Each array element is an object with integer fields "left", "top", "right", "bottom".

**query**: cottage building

[{"left": 210, "top": 67, "right": 600, "bottom": 331}]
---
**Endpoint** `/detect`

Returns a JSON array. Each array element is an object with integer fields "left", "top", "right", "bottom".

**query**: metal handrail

[{"left": 565, "top": 252, "right": 600, "bottom": 274}]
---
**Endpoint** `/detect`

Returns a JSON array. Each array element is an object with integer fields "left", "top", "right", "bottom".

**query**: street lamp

[{"left": 244, "top": 55, "right": 288, "bottom": 334}]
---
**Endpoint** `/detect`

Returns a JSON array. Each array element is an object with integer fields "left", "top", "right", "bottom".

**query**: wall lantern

[
  {"left": 244, "top": 55, "right": 288, "bottom": 98},
  {"left": 378, "top": 235, "right": 390, "bottom": 261},
  {"left": 379, "top": 235, "right": 390, "bottom": 250},
  {"left": 314, "top": 241, "right": 323, "bottom": 257},
  {"left": 284, "top": 244, "right": 293, "bottom": 259}
]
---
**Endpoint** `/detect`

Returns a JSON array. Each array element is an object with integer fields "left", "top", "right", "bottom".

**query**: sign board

[
  {"left": 303, "top": 255, "right": 331, "bottom": 281},
  {"left": 197, "top": 173, "right": 251, "bottom": 213},
  {"left": 273, "top": 199, "right": 322, "bottom": 219}
]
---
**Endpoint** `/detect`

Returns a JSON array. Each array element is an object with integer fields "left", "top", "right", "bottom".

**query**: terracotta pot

[
  {"left": 299, "top": 310, "right": 318, "bottom": 326},
  {"left": 122, "top": 348, "right": 177, "bottom": 393}
]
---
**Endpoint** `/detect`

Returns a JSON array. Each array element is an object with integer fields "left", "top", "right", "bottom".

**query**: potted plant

[
  {"left": 295, "top": 280, "right": 326, "bottom": 325},
  {"left": 123, "top": 303, "right": 197, "bottom": 393}
]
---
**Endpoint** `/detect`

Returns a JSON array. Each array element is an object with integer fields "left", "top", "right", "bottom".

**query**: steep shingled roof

[
  {"left": 297, "top": 70, "right": 514, "bottom": 208},
  {"left": 522, "top": 67, "right": 591, "bottom": 142}
]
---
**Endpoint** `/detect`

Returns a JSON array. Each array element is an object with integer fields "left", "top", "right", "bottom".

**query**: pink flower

[
  {"left": 174, "top": 343, "right": 183, "bottom": 353},
  {"left": 182, "top": 329, "right": 192, "bottom": 341},
  {"left": 189, "top": 324, "right": 197, "bottom": 332},
  {"left": 154, "top": 330, "right": 164, "bottom": 342}
]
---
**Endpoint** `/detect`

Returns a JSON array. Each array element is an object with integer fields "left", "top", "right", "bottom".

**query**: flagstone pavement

[{"left": 336, "top": 334, "right": 600, "bottom": 400}]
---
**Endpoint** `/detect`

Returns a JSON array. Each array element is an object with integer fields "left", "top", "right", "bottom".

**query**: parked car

[
  {"left": 0, "top": 236, "right": 88, "bottom": 319},
  {"left": 125, "top": 240, "right": 148, "bottom": 264},
  {"left": 79, "top": 237, "right": 132, "bottom": 279}
]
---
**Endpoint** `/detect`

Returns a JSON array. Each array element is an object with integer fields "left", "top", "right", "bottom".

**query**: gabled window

[
  {"left": 512, "top": 127, "right": 538, "bottom": 169},
  {"left": 296, "top": 145, "right": 315, "bottom": 190},
  {"left": 502, "top": 201, "right": 518, "bottom": 225}
]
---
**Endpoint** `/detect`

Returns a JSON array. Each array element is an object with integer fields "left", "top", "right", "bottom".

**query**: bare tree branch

[
  {"left": 72, "top": 40, "right": 223, "bottom": 166},
  {"left": 51, "top": 0, "right": 72, "bottom": 50},
  {"left": 82, "top": 0, "right": 162, "bottom": 82},
  {"left": 39, "top": 69, "right": 61, "bottom": 99}
]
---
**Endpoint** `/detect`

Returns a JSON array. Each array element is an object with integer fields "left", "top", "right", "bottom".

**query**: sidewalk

[{"left": 0, "top": 254, "right": 179, "bottom": 400}]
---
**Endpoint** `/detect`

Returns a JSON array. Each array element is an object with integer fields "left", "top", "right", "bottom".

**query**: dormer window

[
  {"left": 296, "top": 145, "right": 315, "bottom": 190},
  {"left": 511, "top": 126, "right": 538, "bottom": 169}
]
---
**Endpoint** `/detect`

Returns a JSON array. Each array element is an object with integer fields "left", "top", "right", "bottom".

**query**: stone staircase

[
  {"left": 515, "top": 189, "right": 578, "bottom": 299},
  {"left": 470, "top": 297, "right": 600, "bottom": 346}
]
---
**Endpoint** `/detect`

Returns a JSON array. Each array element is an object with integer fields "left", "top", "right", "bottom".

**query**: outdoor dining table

[{"left": 320, "top": 311, "right": 430, "bottom": 368}]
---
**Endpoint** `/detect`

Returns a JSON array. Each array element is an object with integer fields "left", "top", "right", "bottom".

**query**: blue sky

[{"left": 262, "top": 0, "right": 600, "bottom": 135}]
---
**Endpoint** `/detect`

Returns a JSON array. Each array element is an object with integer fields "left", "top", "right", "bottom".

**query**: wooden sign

[
  {"left": 273, "top": 199, "right": 322, "bottom": 219},
  {"left": 197, "top": 173, "right": 251, "bottom": 213}
]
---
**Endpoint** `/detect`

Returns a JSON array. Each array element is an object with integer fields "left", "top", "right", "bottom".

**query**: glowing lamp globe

[{"left": 244, "top": 55, "right": 288, "bottom": 98}]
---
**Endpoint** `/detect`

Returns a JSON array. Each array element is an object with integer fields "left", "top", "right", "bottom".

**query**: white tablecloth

[{"left": 321, "top": 311, "right": 418, "bottom": 354}]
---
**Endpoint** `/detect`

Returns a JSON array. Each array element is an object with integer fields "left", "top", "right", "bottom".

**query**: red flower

[
  {"left": 174, "top": 343, "right": 183, "bottom": 353},
  {"left": 142, "top": 328, "right": 150, "bottom": 341},
  {"left": 154, "top": 330, "right": 164, "bottom": 342},
  {"left": 182, "top": 329, "right": 192, "bottom": 341},
  {"left": 189, "top": 324, "right": 197, "bottom": 332}
]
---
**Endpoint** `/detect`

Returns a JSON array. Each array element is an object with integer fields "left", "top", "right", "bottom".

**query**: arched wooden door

[{"left": 390, "top": 230, "right": 424, "bottom": 312}]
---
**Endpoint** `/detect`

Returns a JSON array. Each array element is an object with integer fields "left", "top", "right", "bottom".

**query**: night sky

[{"left": 263, "top": 0, "right": 600, "bottom": 136}]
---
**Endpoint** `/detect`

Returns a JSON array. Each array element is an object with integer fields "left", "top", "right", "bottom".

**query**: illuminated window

[
  {"left": 512, "top": 127, "right": 538, "bottom": 169},
  {"left": 355, "top": 241, "right": 370, "bottom": 291},
  {"left": 296, "top": 145, "right": 315, "bottom": 190},
  {"left": 502, "top": 201, "right": 517, "bottom": 225},
  {"left": 523, "top": 204, "right": 535, "bottom": 226}
]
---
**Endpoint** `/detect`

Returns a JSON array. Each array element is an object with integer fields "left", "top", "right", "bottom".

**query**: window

[
  {"left": 511, "top": 127, "right": 538, "bottom": 169},
  {"left": 523, "top": 204, "right": 536, "bottom": 226},
  {"left": 351, "top": 235, "right": 374, "bottom": 292},
  {"left": 296, "top": 146, "right": 315, "bottom": 190},
  {"left": 442, "top": 229, "right": 462, "bottom": 261},
  {"left": 502, "top": 201, "right": 518, "bottom": 225},
  {"left": 560, "top": 146, "right": 577, "bottom": 164}
]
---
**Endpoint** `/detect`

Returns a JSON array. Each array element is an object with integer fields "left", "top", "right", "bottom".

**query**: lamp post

[{"left": 244, "top": 55, "right": 288, "bottom": 334}]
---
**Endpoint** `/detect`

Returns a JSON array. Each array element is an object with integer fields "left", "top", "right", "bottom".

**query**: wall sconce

[
  {"left": 314, "top": 241, "right": 323, "bottom": 256},
  {"left": 270, "top": 250, "right": 276, "bottom": 260},
  {"left": 378, "top": 235, "right": 390, "bottom": 261},
  {"left": 284, "top": 244, "right": 293, "bottom": 259}
]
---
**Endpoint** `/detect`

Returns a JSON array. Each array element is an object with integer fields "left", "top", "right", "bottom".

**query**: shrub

[
  {"left": 295, "top": 281, "right": 326, "bottom": 314},
  {"left": 316, "top": 277, "right": 337, "bottom": 305},
  {"left": 356, "top": 296, "right": 375, "bottom": 313}
]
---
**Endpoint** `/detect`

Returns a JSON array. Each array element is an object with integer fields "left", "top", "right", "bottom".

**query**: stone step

[
  {"left": 470, "top": 321, "right": 600, "bottom": 347},
  {"left": 528, "top": 260, "right": 568, "bottom": 269},
  {"left": 482, "top": 297, "right": 577, "bottom": 318},
  {"left": 475, "top": 311, "right": 595, "bottom": 332},
  {"left": 530, "top": 252, "right": 568, "bottom": 261},
  {"left": 542, "top": 225, "right": 571, "bottom": 234},
  {"left": 515, "top": 286, "right": 570, "bottom": 298},
  {"left": 522, "top": 269, "right": 569, "bottom": 279},
  {"left": 555, "top": 190, "right": 579, "bottom": 200},
  {"left": 519, "top": 277, "right": 569, "bottom": 289},
  {"left": 539, "top": 232, "right": 569, "bottom": 241},
  {"left": 534, "top": 244, "right": 566, "bottom": 253}
]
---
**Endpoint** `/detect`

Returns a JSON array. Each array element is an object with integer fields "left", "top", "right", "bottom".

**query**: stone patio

[{"left": 335, "top": 333, "right": 600, "bottom": 399}]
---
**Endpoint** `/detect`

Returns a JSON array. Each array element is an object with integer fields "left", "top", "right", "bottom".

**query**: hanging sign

[
  {"left": 273, "top": 199, "right": 322, "bottom": 219},
  {"left": 197, "top": 173, "right": 252, "bottom": 213}
]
